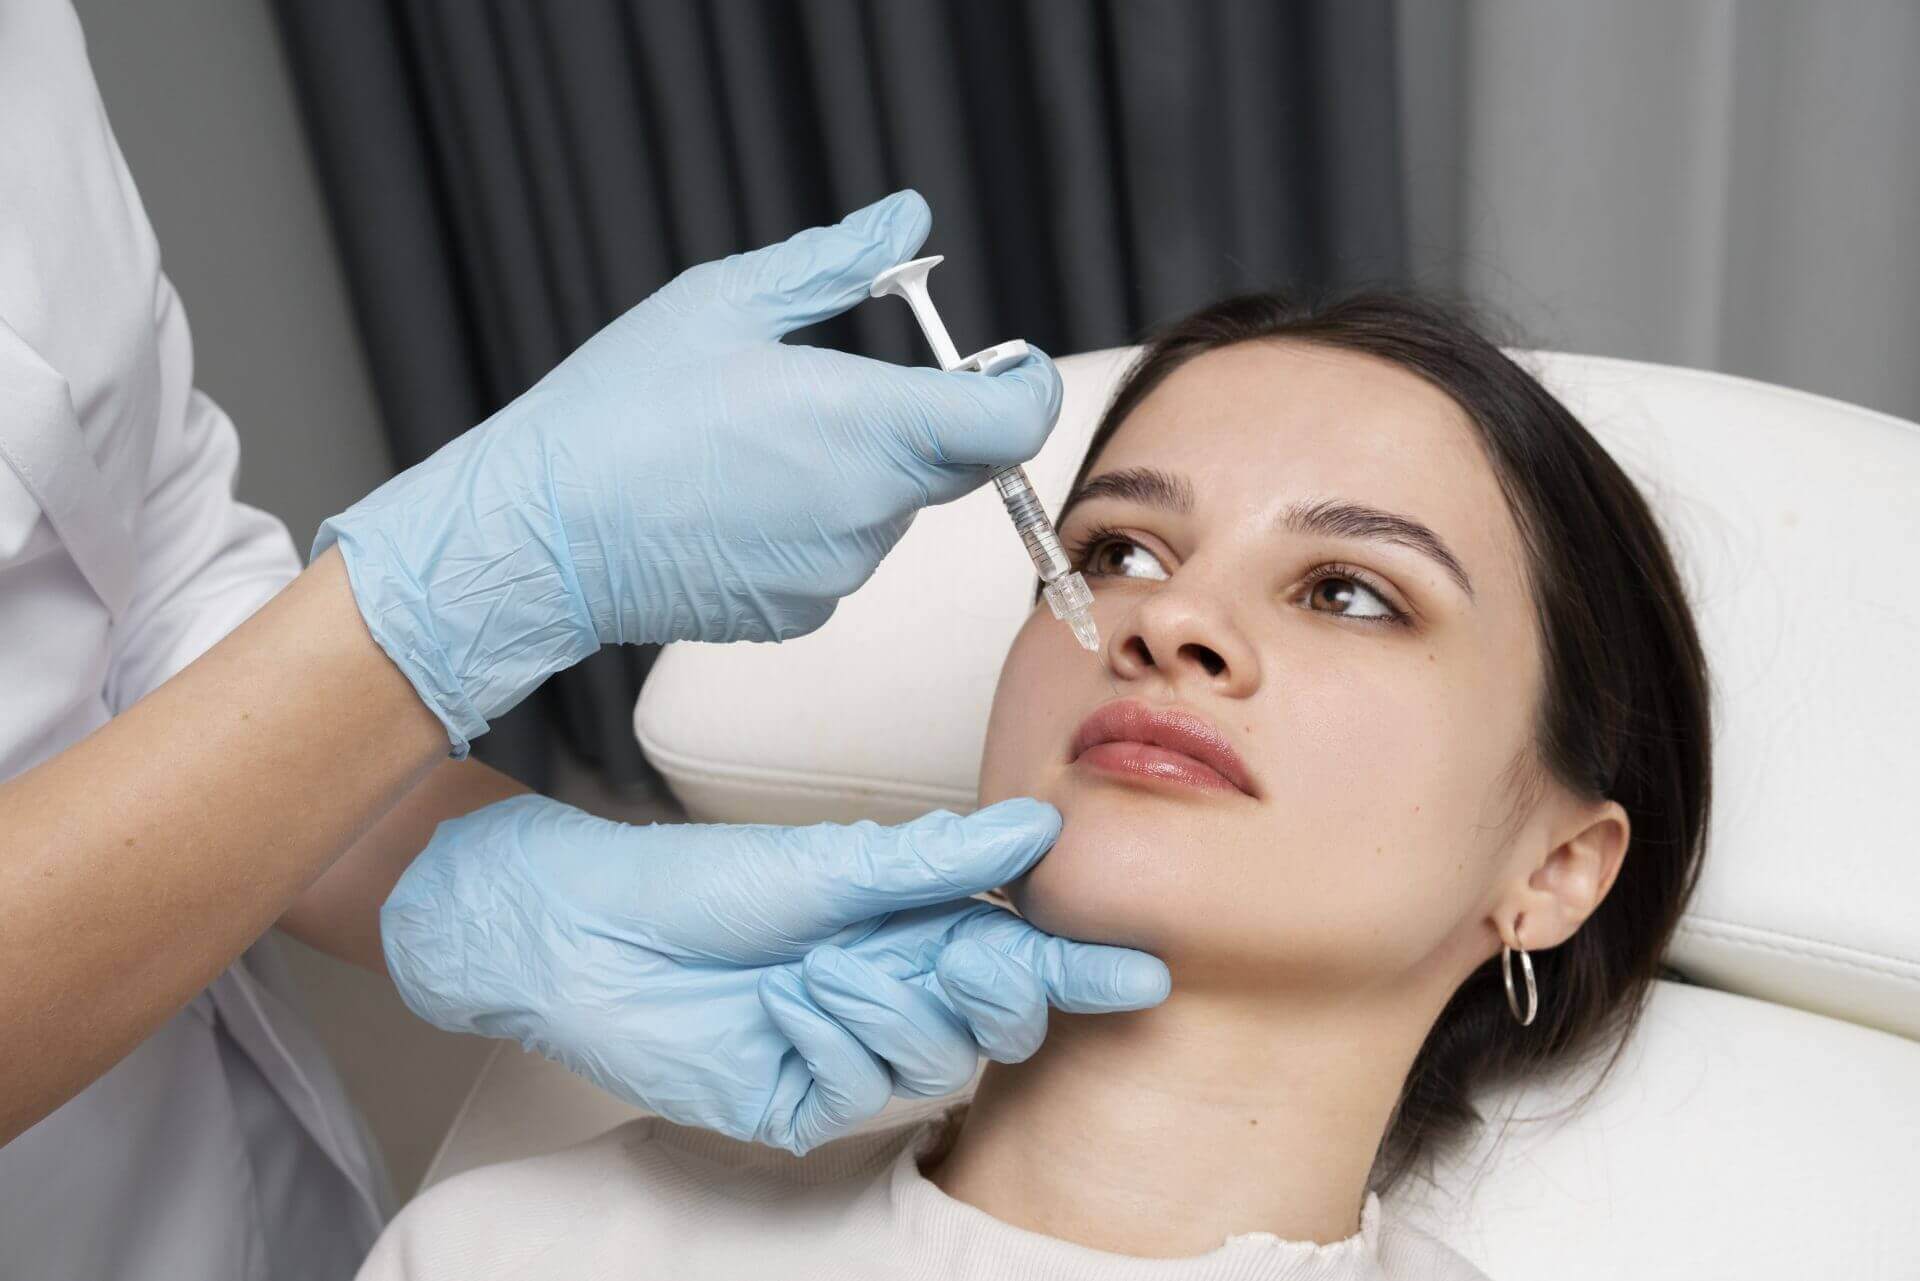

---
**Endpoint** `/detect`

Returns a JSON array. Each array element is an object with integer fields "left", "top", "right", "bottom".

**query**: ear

[{"left": 1499, "top": 799, "right": 1631, "bottom": 952}]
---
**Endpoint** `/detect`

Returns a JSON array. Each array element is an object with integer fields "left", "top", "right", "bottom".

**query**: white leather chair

[{"left": 427, "top": 348, "right": 1920, "bottom": 1279}]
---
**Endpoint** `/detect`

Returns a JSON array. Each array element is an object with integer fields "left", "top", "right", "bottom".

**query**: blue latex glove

[
  {"left": 383, "top": 794, "right": 1170, "bottom": 1154},
  {"left": 314, "top": 190, "right": 1060, "bottom": 756}
]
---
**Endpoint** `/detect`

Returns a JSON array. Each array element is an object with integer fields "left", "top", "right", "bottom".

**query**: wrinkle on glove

[
  {"left": 313, "top": 190, "right": 1064, "bottom": 756},
  {"left": 382, "top": 794, "right": 1170, "bottom": 1155}
]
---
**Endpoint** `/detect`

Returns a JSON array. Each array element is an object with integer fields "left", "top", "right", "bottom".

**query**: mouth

[{"left": 1068, "top": 699, "right": 1258, "bottom": 798}]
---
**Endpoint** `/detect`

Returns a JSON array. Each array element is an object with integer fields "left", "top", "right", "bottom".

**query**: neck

[{"left": 924, "top": 979, "right": 1430, "bottom": 1258}]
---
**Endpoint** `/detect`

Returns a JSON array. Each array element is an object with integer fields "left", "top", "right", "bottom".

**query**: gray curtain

[{"left": 270, "top": 0, "right": 1408, "bottom": 792}]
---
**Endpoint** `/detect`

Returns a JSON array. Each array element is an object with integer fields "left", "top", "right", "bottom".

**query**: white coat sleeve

[{"left": 103, "top": 275, "right": 307, "bottom": 712}]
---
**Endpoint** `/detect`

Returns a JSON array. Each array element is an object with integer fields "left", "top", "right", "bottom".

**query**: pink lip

[{"left": 1068, "top": 700, "right": 1258, "bottom": 798}]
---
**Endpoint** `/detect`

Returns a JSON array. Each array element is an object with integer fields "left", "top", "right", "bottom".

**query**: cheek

[
  {"left": 1011, "top": 652, "right": 1525, "bottom": 980},
  {"left": 977, "top": 611, "right": 1084, "bottom": 808},
  {"left": 1247, "top": 658, "right": 1520, "bottom": 960}
]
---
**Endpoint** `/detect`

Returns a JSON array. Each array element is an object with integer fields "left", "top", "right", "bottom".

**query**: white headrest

[{"left": 637, "top": 347, "right": 1920, "bottom": 1044}]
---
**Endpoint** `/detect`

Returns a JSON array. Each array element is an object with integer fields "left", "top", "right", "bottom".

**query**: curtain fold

[{"left": 271, "top": 0, "right": 1406, "bottom": 792}]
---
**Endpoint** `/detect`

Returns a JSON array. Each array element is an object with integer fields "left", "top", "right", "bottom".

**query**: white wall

[
  {"left": 69, "top": 0, "right": 494, "bottom": 1196},
  {"left": 1398, "top": 0, "right": 1920, "bottom": 424}
]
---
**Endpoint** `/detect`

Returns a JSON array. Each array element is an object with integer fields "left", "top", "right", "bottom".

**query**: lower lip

[{"left": 1075, "top": 741, "right": 1242, "bottom": 794}]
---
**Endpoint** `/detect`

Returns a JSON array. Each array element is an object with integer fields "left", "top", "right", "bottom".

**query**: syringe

[{"left": 870, "top": 256, "right": 1100, "bottom": 652}]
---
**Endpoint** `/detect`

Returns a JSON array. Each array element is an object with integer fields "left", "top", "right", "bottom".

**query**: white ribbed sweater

[{"left": 358, "top": 1108, "right": 1493, "bottom": 1281}]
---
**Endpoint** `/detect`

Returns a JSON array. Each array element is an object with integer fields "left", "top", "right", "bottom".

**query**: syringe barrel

[{"left": 990, "top": 465, "right": 1072, "bottom": 582}]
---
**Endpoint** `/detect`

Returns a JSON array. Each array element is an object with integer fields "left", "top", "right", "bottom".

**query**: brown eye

[
  {"left": 1310, "top": 578, "right": 1354, "bottom": 611},
  {"left": 1304, "top": 572, "right": 1396, "bottom": 620},
  {"left": 1085, "top": 537, "right": 1169, "bottom": 581}
]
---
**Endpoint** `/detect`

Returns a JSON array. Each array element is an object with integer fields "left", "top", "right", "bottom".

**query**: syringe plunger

[{"left": 870, "top": 255, "right": 1102, "bottom": 653}]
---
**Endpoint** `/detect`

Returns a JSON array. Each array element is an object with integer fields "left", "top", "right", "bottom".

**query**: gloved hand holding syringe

[{"left": 871, "top": 258, "right": 1101, "bottom": 651}]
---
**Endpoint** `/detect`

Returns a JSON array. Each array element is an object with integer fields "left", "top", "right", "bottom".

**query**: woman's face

[{"left": 979, "top": 340, "right": 1575, "bottom": 992}]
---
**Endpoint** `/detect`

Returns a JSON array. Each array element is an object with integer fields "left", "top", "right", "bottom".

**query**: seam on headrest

[
  {"left": 1519, "top": 350, "right": 1920, "bottom": 439},
  {"left": 639, "top": 737, "right": 975, "bottom": 809},
  {"left": 1676, "top": 914, "right": 1920, "bottom": 983}
]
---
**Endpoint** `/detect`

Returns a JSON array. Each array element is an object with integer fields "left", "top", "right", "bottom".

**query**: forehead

[
  {"left": 1091, "top": 341, "right": 1527, "bottom": 588},
  {"left": 1099, "top": 342, "right": 1487, "bottom": 510}
]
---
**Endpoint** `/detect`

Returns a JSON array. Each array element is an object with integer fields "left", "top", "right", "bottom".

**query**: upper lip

[{"left": 1068, "top": 699, "right": 1258, "bottom": 797}]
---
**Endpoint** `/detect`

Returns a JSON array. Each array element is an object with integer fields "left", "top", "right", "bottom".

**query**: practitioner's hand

[
  {"left": 381, "top": 795, "right": 1169, "bottom": 1155},
  {"left": 312, "top": 189, "right": 1061, "bottom": 757}
]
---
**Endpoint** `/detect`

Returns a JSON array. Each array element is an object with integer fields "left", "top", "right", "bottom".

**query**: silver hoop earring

[{"left": 1503, "top": 925, "right": 1537, "bottom": 1026}]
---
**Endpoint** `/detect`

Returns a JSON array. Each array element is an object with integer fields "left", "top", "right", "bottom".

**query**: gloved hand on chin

[{"left": 382, "top": 794, "right": 1170, "bottom": 1155}]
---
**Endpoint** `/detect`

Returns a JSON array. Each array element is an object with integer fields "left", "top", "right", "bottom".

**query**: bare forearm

[
  {"left": 0, "top": 549, "right": 445, "bottom": 1142},
  {"left": 279, "top": 758, "right": 530, "bottom": 972}
]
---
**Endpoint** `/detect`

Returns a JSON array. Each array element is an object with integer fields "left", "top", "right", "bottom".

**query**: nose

[{"left": 1105, "top": 573, "right": 1261, "bottom": 699}]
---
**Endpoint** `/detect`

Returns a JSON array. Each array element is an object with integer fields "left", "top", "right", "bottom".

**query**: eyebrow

[
  {"left": 1058, "top": 466, "right": 1195, "bottom": 521},
  {"left": 1058, "top": 465, "right": 1476, "bottom": 600}
]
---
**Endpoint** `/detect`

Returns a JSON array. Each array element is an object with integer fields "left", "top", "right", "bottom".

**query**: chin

[{"left": 1006, "top": 799, "right": 1191, "bottom": 953}]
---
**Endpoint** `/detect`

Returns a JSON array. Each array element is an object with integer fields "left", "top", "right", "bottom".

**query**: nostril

[
  {"left": 1123, "top": 636, "right": 1154, "bottom": 668},
  {"left": 1180, "top": 643, "right": 1226, "bottom": 677}
]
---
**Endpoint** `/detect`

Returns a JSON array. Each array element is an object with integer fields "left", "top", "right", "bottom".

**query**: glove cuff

[{"left": 314, "top": 518, "right": 490, "bottom": 758}]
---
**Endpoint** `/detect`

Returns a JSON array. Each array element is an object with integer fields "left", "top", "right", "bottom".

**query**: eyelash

[{"left": 1063, "top": 525, "right": 1413, "bottom": 628}]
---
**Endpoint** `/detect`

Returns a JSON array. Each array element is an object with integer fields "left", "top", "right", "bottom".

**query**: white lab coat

[{"left": 0, "top": 2, "right": 391, "bottom": 1277}]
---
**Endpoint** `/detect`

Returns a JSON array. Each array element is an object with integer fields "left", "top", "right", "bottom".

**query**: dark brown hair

[{"left": 1068, "top": 289, "right": 1712, "bottom": 1196}]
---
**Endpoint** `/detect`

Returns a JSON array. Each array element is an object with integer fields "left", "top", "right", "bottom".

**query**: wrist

[
  {"left": 312, "top": 525, "right": 492, "bottom": 757},
  {"left": 303, "top": 547, "right": 460, "bottom": 758}
]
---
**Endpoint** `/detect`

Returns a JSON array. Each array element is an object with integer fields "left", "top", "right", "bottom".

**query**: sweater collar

[{"left": 879, "top": 1114, "right": 1391, "bottom": 1281}]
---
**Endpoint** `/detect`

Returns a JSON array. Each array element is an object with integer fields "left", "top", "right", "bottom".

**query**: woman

[{"left": 356, "top": 289, "right": 1712, "bottom": 1279}]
